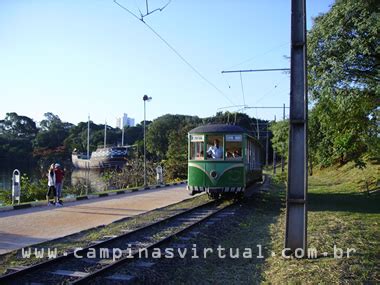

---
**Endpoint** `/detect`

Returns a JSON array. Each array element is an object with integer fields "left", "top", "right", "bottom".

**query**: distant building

[
  {"left": 116, "top": 117, "right": 122, "bottom": 129},
  {"left": 116, "top": 113, "right": 135, "bottom": 128}
]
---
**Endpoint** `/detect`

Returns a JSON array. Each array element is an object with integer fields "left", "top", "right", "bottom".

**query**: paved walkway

[{"left": 0, "top": 185, "right": 191, "bottom": 255}]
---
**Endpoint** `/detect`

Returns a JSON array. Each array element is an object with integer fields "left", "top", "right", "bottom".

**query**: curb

[
  {"left": 0, "top": 206, "right": 13, "bottom": 212},
  {"left": 0, "top": 180, "right": 188, "bottom": 213},
  {"left": 76, "top": 196, "right": 88, "bottom": 201},
  {"left": 13, "top": 204, "right": 32, "bottom": 210}
]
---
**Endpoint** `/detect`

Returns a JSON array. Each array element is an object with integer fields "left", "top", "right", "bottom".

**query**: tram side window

[
  {"left": 225, "top": 134, "right": 243, "bottom": 160},
  {"left": 206, "top": 135, "right": 224, "bottom": 160},
  {"left": 190, "top": 135, "right": 205, "bottom": 160}
]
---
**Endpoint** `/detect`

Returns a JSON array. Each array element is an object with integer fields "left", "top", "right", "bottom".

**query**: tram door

[{"left": 189, "top": 135, "right": 206, "bottom": 188}]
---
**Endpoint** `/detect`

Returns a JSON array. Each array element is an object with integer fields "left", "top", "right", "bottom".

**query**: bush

[{"left": 20, "top": 173, "right": 47, "bottom": 202}]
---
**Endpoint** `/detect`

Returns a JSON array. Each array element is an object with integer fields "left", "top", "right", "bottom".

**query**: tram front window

[
  {"left": 206, "top": 135, "right": 224, "bottom": 160},
  {"left": 190, "top": 135, "right": 204, "bottom": 160},
  {"left": 225, "top": 134, "right": 243, "bottom": 160}
]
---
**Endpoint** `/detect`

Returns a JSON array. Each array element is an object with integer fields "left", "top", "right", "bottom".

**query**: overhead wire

[
  {"left": 221, "top": 72, "right": 231, "bottom": 89},
  {"left": 142, "top": 0, "right": 172, "bottom": 21},
  {"left": 113, "top": 0, "right": 235, "bottom": 106},
  {"left": 132, "top": 0, "right": 143, "bottom": 18},
  {"left": 225, "top": 42, "right": 289, "bottom": 70}
]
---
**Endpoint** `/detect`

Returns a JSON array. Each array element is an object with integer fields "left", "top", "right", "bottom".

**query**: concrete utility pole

[
  {"left": 265, "top": 123, "right": 269, "bottom": 167},
  {"left": 256, "top": 118, "right": 260, "bottom": 139},
  {"left": 282, "top": 103, "right": 286, "bottom": 173},
  {"left": 285, "top": 0, "right": 308, "bottom": 253}
]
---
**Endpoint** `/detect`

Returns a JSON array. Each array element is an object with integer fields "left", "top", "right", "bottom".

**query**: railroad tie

[
  {"left": 7, "top": 265, "right": 28, "bottom": 272},
  {"left": 178, "top": 236, "right": 192, "bottom": 242},
  {"left": 81, "top": 258, "right": 113, "bottom": 265},
  {"left": 134, "top": 261, "right": 155, "bottom": 268},
  {"left": 170, "top": 243, "right": 187, "bottom": 249},
  {"left": 208, "top": 218, "right": 221, "bottom": 222},
  {"left": 103, "top": 235, "right": 118, "bottom": 239},
  {"left": 218, "top": 211, "right": 235, "bottom": 217},
  {"left": 177, "top": 217, "right": 200, "bottom": 222},
  {"left": 127, "top": 241, "right": 148, "bottom": 246},
  {"left": 89, "top": 240, "right": 104, "bottom": 246},
  {"left": 51, "top": 270, "right": 89, "bottom": 278},
  {"left": 188, "top": 231, "right": 200, "bottom": 236},
  {"left": 106, "top": 274, "right": 136, "bottom": 281},
  {"left": 120, "top": 229, "right": 134, "bottom": 233}
]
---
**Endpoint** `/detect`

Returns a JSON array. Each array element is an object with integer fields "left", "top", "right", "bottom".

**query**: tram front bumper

[{"left": 187, "top": 186, "right": 245, "bottom": 193}]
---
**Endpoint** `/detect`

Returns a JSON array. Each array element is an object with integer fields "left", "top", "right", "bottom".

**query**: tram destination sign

[
  {"left": 225, "top": 134, "right": 242, "bottom": 142},
  {"left": 190, "top": 135, "right": 204, "bottom": 142}
]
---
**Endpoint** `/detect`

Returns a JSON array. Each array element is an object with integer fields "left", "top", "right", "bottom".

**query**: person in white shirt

[
  {"left": 207, "top": 139, "right": 223, "bottom": 159},
  {"left": 46, "top": 164, "right": 57, "bottom": 206}
]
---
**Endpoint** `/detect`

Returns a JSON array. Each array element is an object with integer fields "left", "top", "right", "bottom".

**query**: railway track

[{"left": 0, "top": 198, "right": 237, "bottom": 284}]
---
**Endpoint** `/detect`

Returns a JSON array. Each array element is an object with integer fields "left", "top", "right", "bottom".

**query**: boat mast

[
  {"left": 87, "top": 115, "right": 90, "bottom": 158},
  {"left": 104, "top": 120, "right": 107, "bottom": 148}
]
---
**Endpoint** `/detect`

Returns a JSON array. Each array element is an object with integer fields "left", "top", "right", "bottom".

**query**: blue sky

[{"left": 0, "top": 0, "right": 334, "bottom": 126}]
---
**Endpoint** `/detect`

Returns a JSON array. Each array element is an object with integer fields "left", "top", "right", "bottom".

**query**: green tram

[{"left": 187, "top": 124, "right": 263, "bottom": 198}]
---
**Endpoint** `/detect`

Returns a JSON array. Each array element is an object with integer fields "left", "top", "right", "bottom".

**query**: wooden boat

[{"left": 71, "top": 146, "right": 128, "bottom": 169}]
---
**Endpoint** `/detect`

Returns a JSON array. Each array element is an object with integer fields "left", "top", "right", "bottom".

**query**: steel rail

[
  {"left": 0, "top": 198, "right": 219, "bottom": 284},
  {"left": 71, "top": 201, "right": 236, "bottom": 284}
]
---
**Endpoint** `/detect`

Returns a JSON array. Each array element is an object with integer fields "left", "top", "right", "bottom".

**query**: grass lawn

[
  {"left": 153, "top": 162, "right": 379, "bottom": 284},
  {"left": 263, "top": 162, "right": 379, "bottom": 283}
]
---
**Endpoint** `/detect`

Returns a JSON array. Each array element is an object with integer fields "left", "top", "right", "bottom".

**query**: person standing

[
  {"left": 46, "top": 164, "right": 56, "bottom": 206},
  {"left": 54, "top": 163, "right": 65, "bottom": 206},
  {"left": 207, "top": 139, "right": 223, "bottom": 159}
]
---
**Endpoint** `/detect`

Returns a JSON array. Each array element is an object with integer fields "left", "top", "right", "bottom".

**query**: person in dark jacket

[{"left": 54, "top": 163, "right": 65, "bottom": 206}]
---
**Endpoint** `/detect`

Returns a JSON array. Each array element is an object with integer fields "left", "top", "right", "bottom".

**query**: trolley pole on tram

[{"left": 285, "top": 0, "right": 308, "bottom": 253}]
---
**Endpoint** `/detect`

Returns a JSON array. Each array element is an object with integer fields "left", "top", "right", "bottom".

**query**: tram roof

[{"left": 189, "top": 124, "right": 247, "bottom": 134}]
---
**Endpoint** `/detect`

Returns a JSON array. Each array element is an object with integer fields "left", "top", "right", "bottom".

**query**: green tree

[
  {"left": 164, "top": 127, "right": 191, "bottom": 180},
  {"left": 34, "top": 113, "right": 73, "bottom": 149},
  {"left": 269, "top": 120, "right": 289, "bottom": 161},
  {"left": 0, "top": 112, "right": 38, "bottom": 138},
  {"left": 0, "top": 113, "right": 37, "bottom": 160},
  {"left": 146, "top": 114, "right": 201, "bottom": 159},
  {"left": 307, "top": 0, "right": 380, "bottom": 167},
  {"left": 123, "top": 124, "right": 144, "bottom": 146}
]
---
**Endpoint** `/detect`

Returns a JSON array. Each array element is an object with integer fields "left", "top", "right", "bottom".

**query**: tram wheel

[{"left": 208, "top": 193, "right": 220, "bottom": 200}]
